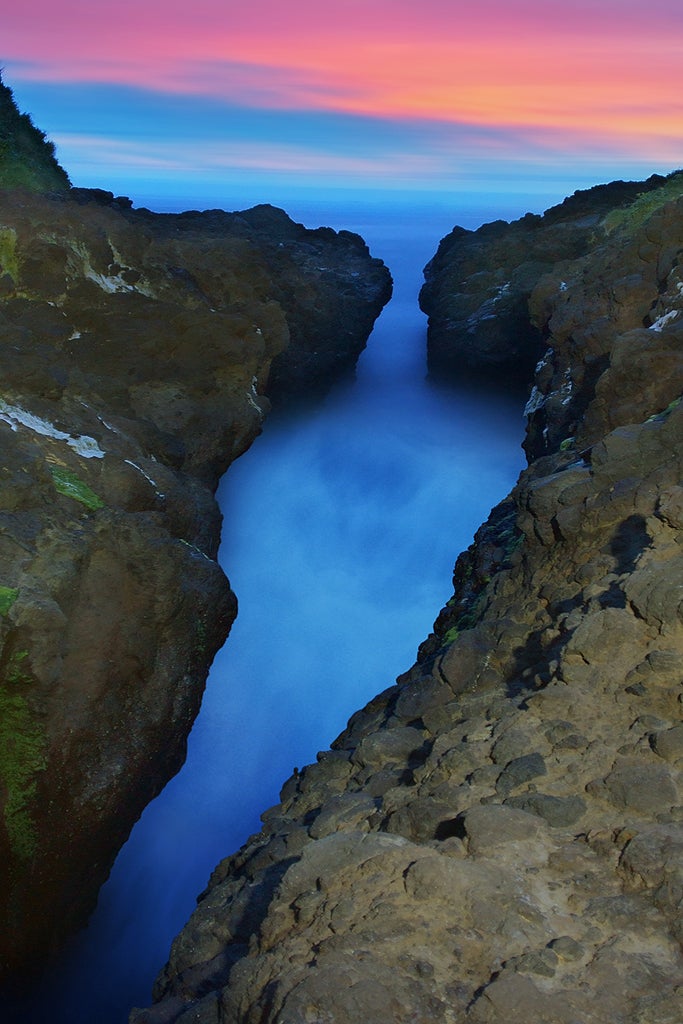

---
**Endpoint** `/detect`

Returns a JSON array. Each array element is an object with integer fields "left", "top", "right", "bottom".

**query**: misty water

[{"left": 12, "top": 201, "right": 528, "bottom": 1024}]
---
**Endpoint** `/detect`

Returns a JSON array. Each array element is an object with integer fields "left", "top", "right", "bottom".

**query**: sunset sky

[{"left": 3, "top": 0, "right": 682, "bottom": 219}]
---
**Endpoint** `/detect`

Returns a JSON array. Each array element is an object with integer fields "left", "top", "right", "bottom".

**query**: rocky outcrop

[
  {"left": 419, "top": 173, "right": 679, "bottom": 385},
  {"left": 0, "top": 185, "right": 390, "bottom": 983},
  {"left": 134, "top": 173, "right": 683, "bottom": 1024}
]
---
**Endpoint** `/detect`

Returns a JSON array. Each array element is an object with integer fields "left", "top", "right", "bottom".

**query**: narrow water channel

[{"left": 13, "top": 201, "right": 527, "bottom": 1024}]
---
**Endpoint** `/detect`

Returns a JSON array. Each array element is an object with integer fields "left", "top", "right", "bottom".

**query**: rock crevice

[{"left": 135, "top": 173, "right": 683, "bottom": 1024}]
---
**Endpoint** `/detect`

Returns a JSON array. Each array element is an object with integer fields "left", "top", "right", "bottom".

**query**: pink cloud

[
  {"left": 4, "top": 0, "right": 682, "bottom": 160},
  {"left": 54, "top": 132, "right": 445, "bottom": 178}
]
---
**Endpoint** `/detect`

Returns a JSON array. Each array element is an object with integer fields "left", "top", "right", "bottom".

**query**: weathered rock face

[
  {"left": 135, "top": 174, "right": 683, "bottom": 1024},
  {"left": 0, "top": 186, "right": 391, "bottom": 983},
  {"left": 419, "top": 173, "right": 679, "bottom": 385}
]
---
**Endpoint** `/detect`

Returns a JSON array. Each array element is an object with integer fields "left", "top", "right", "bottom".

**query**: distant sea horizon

[{"left": 142, "top": 183, "right": 567, "bottom": 236}]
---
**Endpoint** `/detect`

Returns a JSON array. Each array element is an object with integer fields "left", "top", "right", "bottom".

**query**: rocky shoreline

[
  {"left": 0, "top": 184, "right": 391, "bottom": 983},
  {"left": 131, "top": 173, "right": 683, "bottom": 1024}
]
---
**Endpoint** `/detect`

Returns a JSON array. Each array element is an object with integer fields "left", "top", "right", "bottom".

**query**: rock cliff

[
  {"left": 134, "top": 173, "right": 683, "bottom": 1024},
  {"left": 419, "top": 173, "right": 678, "bottom": 386},
  {"left": 0, "top": 181, "right": 391, "bottom": 982}
]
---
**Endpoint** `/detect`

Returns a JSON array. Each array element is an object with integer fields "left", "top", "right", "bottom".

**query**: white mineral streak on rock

[
  {"left": 650, "top": 309, "right": 680, "bottom": 332},
  {"left": 466, "top": 283, "right": 512, "bottom": 331},
  {"left": 561, "top": 368, "right": 573, "bottom": 406},
  {"left": 77, "top": 399, "right": 119, "bottom": 438},
  {"left": 123, "top": 459, "right": 165, "bottom": 498},
  {"left": 535, "top": 347, "right": 554, "bottom": 375},
  {"left": 247, "top": 376, "right": 265, "bottom": 418},
  {"left": 0, "top": 400, "right": 105, "bottom": 458},
  {"left": 86, "top": 268, "right": 129, "bottom": 294},
  {"left": 524, "top": 386, "right": 545, "bottom": 417},
  {"left": 71, "top": 240, "right": 153, "bottom": 297},
  {"left": 74, "top": 239, "right": 133, "bottom": 295},
  {"left": 178, "top": 538, "right": 214, "bottom": 562},
  {"left": 69, "top": 435, "right": 106, "bottom": 458}
]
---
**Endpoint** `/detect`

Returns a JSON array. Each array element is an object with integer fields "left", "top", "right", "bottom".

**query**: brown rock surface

[
  {"left": 0, "top": 186, "right": 390, "bottom": 982},
  {"left": 134, "top": 174, "right": 683, "bottom": 1024},
  {"left": 419, "top": 172, "right": 681, "bottom": 386}
]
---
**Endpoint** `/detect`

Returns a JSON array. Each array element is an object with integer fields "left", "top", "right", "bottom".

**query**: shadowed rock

[{"left": 0, "top": 180, "right": 390, "bottom": 983}]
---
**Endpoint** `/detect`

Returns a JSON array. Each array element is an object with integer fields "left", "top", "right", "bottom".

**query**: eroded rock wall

[
  {"left": 0, "top": 187, "right": 390, "bottom": 982},
  {"left": 419, "top": 173, "right": 679, "bottom": 386},
  {"left": 135, "top": 175, "right": 683, "bottom": 1024}
]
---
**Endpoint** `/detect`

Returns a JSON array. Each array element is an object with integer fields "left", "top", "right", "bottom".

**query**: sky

[{"left": 3, "top": 0, "right": 683, "bottom": 220}]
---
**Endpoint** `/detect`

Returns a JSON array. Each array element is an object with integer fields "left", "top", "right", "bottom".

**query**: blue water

[{"left": 9, "top": 200, "right": 527, "bottom": 1023}]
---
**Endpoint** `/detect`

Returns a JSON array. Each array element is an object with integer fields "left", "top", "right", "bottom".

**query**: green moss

[
  {"left": 456, "top": 601, "right": 485, "bottom": 633},
  {"left": 602, "top": 173, "right": 683, "bottom": 235},
  {"left": 646, "top": 395, "right": 683, "bottom": 423},
  {"left": 49, "top": 465, "right": 104, "bottom": 511},
  {"left": 0, "top": 587, "right": 18, "bottom": 616},
  {"left": 441, "top": 593, "right": 488, "bottom": 649},
  {"left": 6, "top": 649, "right": 28, "bottom": 685},
  {"left": 501, "top": 529, "right": 524, "bottom": 559},
  {"left": 0, "top": 226, "right": 18, "bottom": 281},
  {"left": 559, "top": 436, "right": 576, "bottom": 452},
  {"left": 0, "top": 651, "right": 47, "bottom": 860}
]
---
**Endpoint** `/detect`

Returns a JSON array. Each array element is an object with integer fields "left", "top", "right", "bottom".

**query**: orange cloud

[{"left": 5, "top": 1, "right": 682, "bottom": 158}]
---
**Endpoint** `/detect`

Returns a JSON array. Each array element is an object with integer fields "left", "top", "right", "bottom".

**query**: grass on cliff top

[
  {"left": 0, "top": 71, "right": 70, "bottom": 192},
  {"left": 602, "top": 171, "right": 683, "bottom": 235}
]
